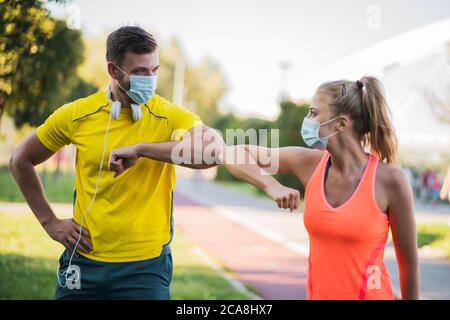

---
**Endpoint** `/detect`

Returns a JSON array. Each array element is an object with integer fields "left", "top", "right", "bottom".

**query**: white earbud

[
  {"left": 131, "top": 103, "right": 142, "bottom": 121},
  {"left": 106, "top": 85, "right": 142, "bottom": 121},
  {"left": 110, "top": 100, "right": 122, "bottom": 120}
]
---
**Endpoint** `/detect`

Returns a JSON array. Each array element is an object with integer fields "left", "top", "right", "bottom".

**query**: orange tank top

[{"left": 303, "top": 150, "right": 394, "bottom": 300}]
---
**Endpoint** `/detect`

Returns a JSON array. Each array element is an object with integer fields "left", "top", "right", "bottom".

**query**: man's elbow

[
  {"left": 192, "top": 136, "right": 224, "bottom": 166},
  {"left": 9, "top": 150, "right": 20, "bottom": 176},
  {"left": 9, "top": 149, "right": 30, "bottom": 176}
]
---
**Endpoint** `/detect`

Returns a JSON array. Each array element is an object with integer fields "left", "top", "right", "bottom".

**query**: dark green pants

[{"left": 55, "top": 248, "right": 173, "bottom": 300}]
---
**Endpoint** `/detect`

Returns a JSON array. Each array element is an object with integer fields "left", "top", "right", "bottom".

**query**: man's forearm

[
  {"left": 136, "top": 141, "right": 177, "bottom": 163},
  {"left": 135, "top": 142, "right": 280, "bottom": 189},
  {"left": 9, "top": 159, "right": 57, "bottom": 230},
  {"left": 136, "top": 140, "right": 217, "bottom": 169}
]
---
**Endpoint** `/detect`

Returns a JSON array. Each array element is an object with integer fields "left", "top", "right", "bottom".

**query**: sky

[{"left": 48, "top": 0, "right": 450, "bottom": 119}]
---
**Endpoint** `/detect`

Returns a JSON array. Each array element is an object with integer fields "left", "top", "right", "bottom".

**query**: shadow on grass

[{"left": 0, "top": 253, "right": 57, "bottom": 299}]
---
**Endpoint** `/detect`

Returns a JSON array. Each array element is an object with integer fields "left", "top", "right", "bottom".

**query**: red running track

[{"left": 173, "top": 191, "right": 308, "bottom": 300}]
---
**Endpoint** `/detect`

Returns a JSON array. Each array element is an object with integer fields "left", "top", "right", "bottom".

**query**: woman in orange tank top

[{"left": 228, "top": 76, "right": 419, "bottom": 299}]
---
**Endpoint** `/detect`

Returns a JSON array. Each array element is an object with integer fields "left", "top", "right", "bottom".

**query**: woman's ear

[{"left": 337, "top": 115, "right": 350, "bottom": 132}]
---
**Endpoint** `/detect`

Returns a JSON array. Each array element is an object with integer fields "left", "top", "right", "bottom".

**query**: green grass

[
  {"left": 0, "top": 166, "right": 75, "bottom": 203},
  {"left": 0, "top": 166, "right": 24, "bottom": 202},
  {"left": 417, "top": 223, "right": 450, "bottom": 258},
  {"left": 0, "top": 211, "right": 250, "bottom": 299}
]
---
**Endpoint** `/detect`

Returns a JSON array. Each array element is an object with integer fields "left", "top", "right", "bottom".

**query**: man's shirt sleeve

[
  {"left": 35, "top": 102, "right": 75, "bottom": 152},
  {"left": 168, "top": 104, "right": 203, "bottom": 141}
]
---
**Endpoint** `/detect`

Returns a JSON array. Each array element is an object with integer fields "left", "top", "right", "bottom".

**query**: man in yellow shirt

[{"left": 9, "top": 26, "right": 299, "bottom": 299}]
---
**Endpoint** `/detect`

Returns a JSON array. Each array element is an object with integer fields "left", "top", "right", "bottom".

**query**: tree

[
  {"left": 158, "top": 38, "right": 227, "bottom": 126},
  {"left": 77, "top": 35, "right": 110, "bottom": 90},
  {"left": 184, "top": 57, "right": 227, "bottom": 125},
  {"left": 0, "top": 0, "right": 95, "bottom": 129},
  {"left": 273, "top": 100, "right": 309, "bottom": 148}
]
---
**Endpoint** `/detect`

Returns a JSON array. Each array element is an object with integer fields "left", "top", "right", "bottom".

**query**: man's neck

[{"left": 110, "top": 83, "right": 132, "bottom": 107}]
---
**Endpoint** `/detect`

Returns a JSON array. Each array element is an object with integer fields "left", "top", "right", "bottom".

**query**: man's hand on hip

[{"left": 45, "top": 218, "right": 93, "bottom": 256}]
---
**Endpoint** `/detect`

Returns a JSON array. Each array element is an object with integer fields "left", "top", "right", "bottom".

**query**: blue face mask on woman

[
  {"left": 114, "top": 64, "right": 158, "bottom": 104},
  {"left": 300, "top": 116, "right": 340, "bottom": 149}
]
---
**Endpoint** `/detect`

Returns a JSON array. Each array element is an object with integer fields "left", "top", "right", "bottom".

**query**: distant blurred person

[
  {"left": 420, "top": 169, "right": 433, "bottom": 201},
  {"left": 430, "top": 172, "right": 442, "bottom": 205}
]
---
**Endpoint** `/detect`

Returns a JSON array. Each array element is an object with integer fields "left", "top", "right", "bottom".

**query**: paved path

[
  {"left": 174, "top": 177, "right": 450, "bottom": 299},
  {"left": 174, "top": 192, "right": 308, "bottom": 299}
]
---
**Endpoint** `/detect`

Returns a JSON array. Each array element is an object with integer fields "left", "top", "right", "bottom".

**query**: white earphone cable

[{"left": 57, "top": 113, "right": 113, "bottom": 287}]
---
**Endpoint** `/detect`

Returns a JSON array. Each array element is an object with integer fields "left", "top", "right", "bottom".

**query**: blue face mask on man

[
  {"left": 114, "top": 64, "right": 158, "bottom": 104},
  {"left": 300, "top": 116, "right": 340, "bottom": 149}
]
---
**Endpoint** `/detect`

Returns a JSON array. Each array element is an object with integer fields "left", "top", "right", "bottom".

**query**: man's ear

[{"left": 107, "top": 62, "right": 118, "bottom": 80}]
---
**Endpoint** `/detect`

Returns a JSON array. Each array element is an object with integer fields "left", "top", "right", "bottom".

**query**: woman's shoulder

[
  {"left": 282, "top": 147, "right": 324, "bottom": 168},
  {"left": 376, "top": 161, "right": 410, "bottom": 191},
  {"left": 281, "top": 147, "right": 325, "bottom": 185}
]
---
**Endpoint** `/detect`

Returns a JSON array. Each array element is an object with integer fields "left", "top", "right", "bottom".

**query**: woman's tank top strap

[
  {"left": 357, "top": 153, "right": 379, "bottom": 192},
  {"left": 310, "top": 151, "right": 330, "bottom": 180}
]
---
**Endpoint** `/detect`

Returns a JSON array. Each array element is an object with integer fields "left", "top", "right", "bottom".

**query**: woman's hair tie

[{"left": 356, "top": 80, "right": 364, "bottom": 89}]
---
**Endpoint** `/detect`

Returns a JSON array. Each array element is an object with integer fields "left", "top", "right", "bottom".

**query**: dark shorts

[{"left": 55, "top": 248, "right": 173, "bottom": 300}]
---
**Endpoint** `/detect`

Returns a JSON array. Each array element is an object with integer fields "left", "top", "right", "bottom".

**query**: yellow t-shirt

[{"left": 36, "top": 91, "right": 203, "bottom": 262}]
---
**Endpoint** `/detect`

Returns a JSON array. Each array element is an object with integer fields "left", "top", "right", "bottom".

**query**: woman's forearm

[
  {"left": 221, "top": 145, "right": 300, "bottom": 211},
  {"left": 222, "top": 145, "right": 281, "bottom": 193},
  {"left": 398, "top": 259, "right": 420, "bottom": 299}
]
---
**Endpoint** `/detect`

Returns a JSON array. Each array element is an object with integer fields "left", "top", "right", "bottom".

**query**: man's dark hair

[{"left": 106, "top": 26, "right": 158, "bottom": 65}]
